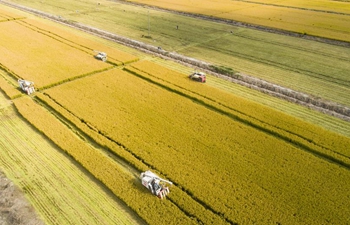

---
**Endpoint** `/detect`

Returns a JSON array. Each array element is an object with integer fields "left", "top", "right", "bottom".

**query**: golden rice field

[
  {"left": 127, "top": 0, "right": 350, "bottom": 42},
  {"left": 1, "top": 2, "right": 350, "bottom": 225}
]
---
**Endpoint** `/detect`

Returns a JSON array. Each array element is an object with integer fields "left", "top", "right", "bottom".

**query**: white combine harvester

[
  {"left": 189, "top": 71, "right": 206, "bottom": 83},
  {"left": 94, "top": 50, "right": 107, "bottom": 62},
  {"left": 140, "top": 171, "right": 173, "bottom": 199},
  {"left": 18, "top": 79, "right": 35, "bottom": 95}
]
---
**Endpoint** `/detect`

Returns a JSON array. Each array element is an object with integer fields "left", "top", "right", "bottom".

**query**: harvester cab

[
  {"left": 189, "top": 71, "right": 206, "bottom": 83},
  {"left": 140, "top": 171, "right": 173, "bottom": 199},
  {"left": 94, "top": 51, "right": 107, "bottom": 62},
  {"left": 18, "top": 79, "right": 35, "bottom": 95}
]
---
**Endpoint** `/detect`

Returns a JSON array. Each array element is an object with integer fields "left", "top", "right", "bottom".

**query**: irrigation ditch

[{"left": 1, "top": 0, "right": 350, "bottom": 122}]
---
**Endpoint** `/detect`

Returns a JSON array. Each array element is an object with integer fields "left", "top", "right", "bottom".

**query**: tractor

[
  {"left": 18, "top": 79, "right": 35, "bottom": 95},
  {"left": 94, "top": 51, "right": 107, "bottom": 62},
  {"left": 140, "top": 171, "right": 173, "bottom": 199},
  {"left": 189, "top": 71, "right": 206, "bottom": 83}
]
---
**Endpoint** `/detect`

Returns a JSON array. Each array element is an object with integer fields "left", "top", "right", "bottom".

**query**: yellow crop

[
  {"left": 0, "top": 72, "right": 22, "bottom": 99},
  {"left": 41, "top": 65, "right": 350, "bottom": 224},
  {"left": 0, "top": 21, "right": 109, "bottom": 89},
  {"left": 13, "top": 96, "right": 196, "bottom": 225},
  {"left": 20, "top": 18, "right": 139, "bottom": 65}
]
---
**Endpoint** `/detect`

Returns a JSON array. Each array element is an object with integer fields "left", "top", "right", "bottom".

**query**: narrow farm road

[{"left": 0, "top": 93, "right": 146, "bottom": 225}]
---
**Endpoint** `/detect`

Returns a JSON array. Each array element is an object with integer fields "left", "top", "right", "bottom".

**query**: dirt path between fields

[
  {"left": 1, "top": 0, "right": 350, "bottom": 122},
  {"left": 0, "top": 170, "right": 45, "bottom": 225}
]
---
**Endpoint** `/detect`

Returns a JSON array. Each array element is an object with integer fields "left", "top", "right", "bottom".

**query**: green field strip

[
  {"left": 125, "top": 64, "right": 350, "bottom": 166},
  {"left": 201, "top": 44, "right": 350, "bottom": 88},
  {"left": 34, "top": 90, "right": 233, "bottom": 225},
  {"left": 232, "top": 31, "right": 350, "bottom": 63}
]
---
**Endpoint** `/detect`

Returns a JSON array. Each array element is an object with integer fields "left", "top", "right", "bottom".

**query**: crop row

[
  {"left": 41, "top": 66, "right": 350, "bottom": 224},
  {"left": 13, "top": 96, "right": 198, "bottom": 225}
]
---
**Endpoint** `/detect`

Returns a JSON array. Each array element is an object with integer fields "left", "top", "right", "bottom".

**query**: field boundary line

[
  {"left": 37, "top": 66, "right": 115, "bottom": 91},
  {"left": 0, "top": 17, "right": 25, "bottom": 22}
]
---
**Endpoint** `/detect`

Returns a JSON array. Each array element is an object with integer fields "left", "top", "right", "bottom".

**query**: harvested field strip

[
  {"left": 0, "top": 100, "right": 145, "bottom": 225},
  {"left": 202, "top": 43, "right": 350, "bottom": 88},
  {"left": 231, "top": 31, "right": 350, "bottom": 63},
  {"left": 41, "top": 68, "right": 350, "bottom": 223},
  {"left": 12, "top": 96, "right": 199, "bottom": 225},
  {"left": 35, "top": 91, "right": 231, "bottom": 225},
  {"left": 126, "top": 61, "right": 350, "bottom": 161}
]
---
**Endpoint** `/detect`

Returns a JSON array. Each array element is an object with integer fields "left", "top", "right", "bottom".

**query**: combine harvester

[
  {"left": 140, "top": 171, "right": 173, "bottom": 199},
  {"left": 18, "top": 79, "right": 35, "bottom": 95},
  {"left": 189, "top": 71, "right": 206, "bottom": 83},
  {"left": 94, "top": 50, "right": 107, "bottom": 62}
]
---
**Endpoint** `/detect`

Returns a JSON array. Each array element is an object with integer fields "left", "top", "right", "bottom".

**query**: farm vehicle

[
  {"left": 94, "top": 51, "right": 107, "bottom": 62},
  {"left": 140, "top": 171, "right": 172, "bottom": 199},
  {"left": 189, "top": 71, "right": 206, "bottom": 83},
  {"left": 18, "top": 79, "right": 35, "bottom": 95}
]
